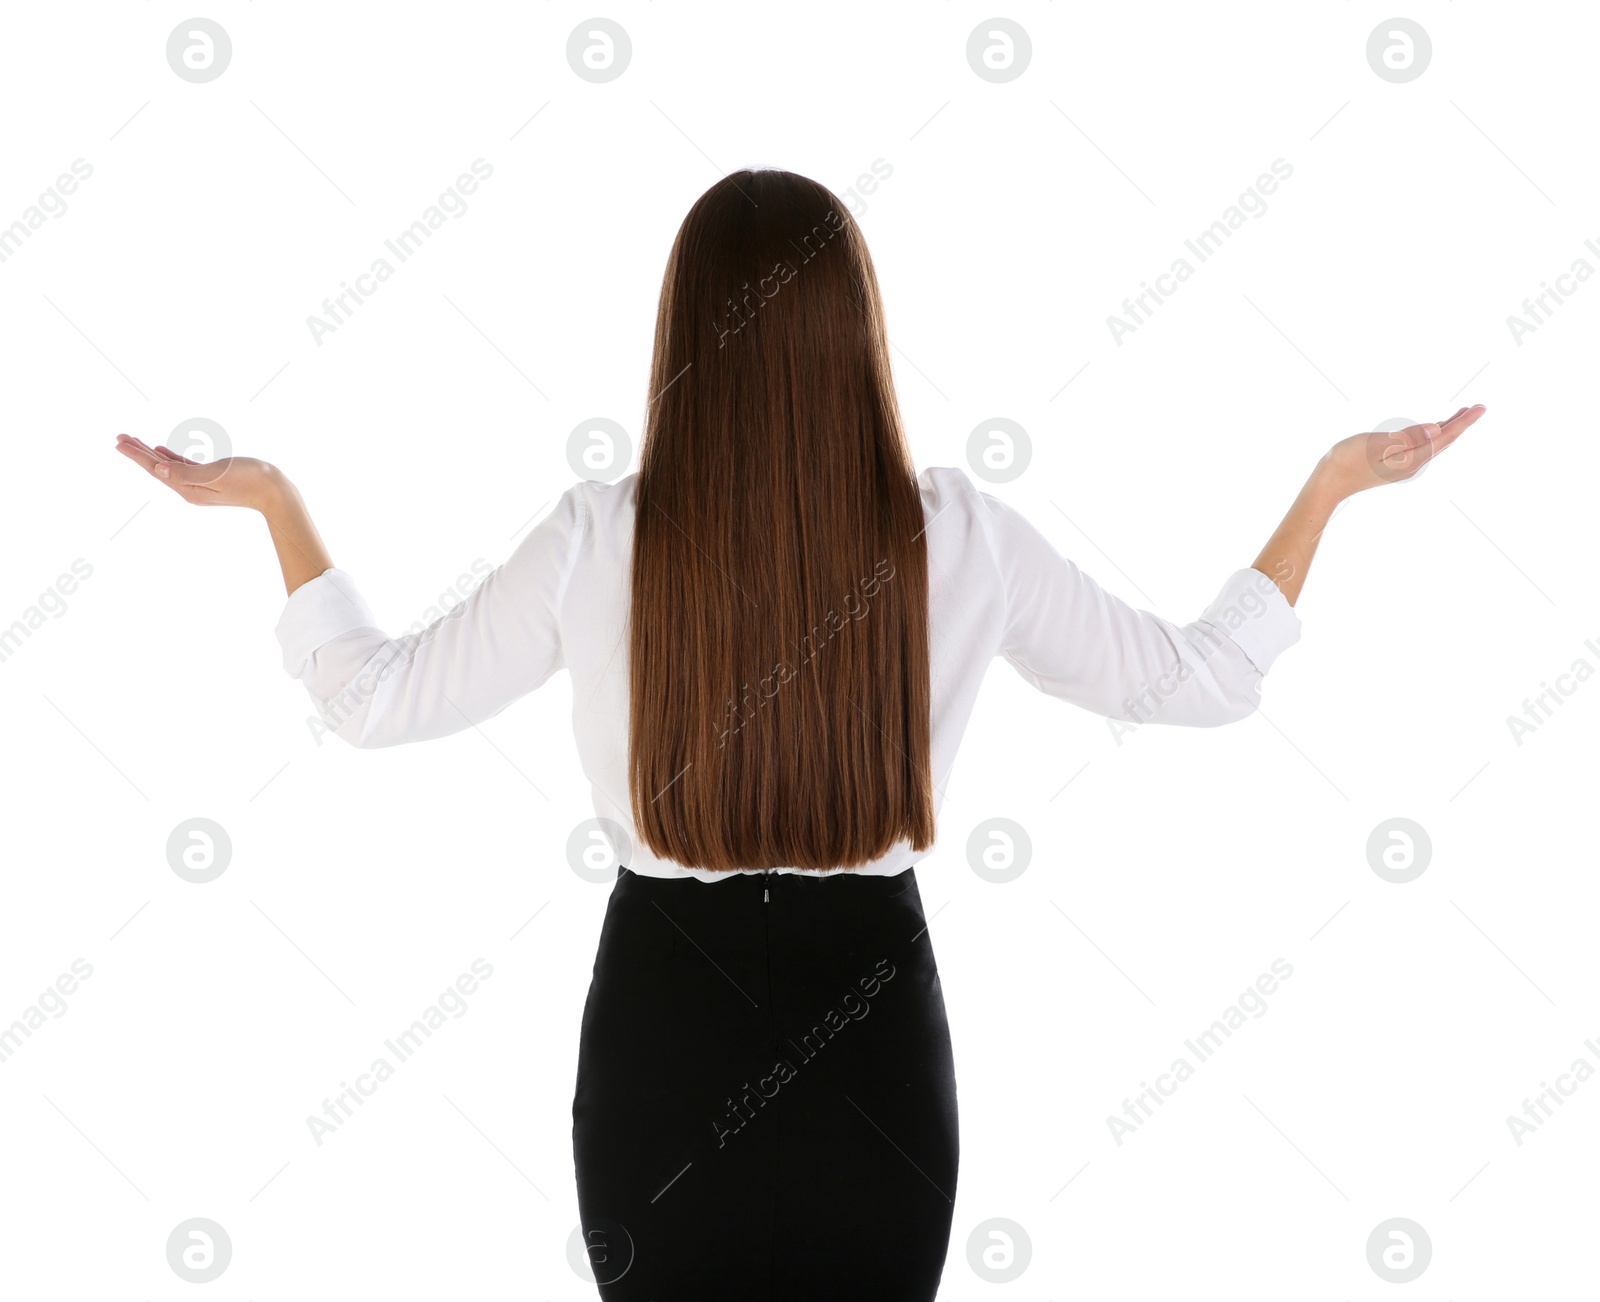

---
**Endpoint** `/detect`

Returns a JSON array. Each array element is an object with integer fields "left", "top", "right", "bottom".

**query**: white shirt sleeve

[
  {"left": 273, "top": 484, "right": 587, "bottom": 747},
  {"left": 970, "top": 484, "right": 1302, "bottom": 725}
]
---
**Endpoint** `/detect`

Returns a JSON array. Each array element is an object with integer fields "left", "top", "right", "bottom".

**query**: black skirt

[{"left": 571, "top": 864, "right": 959, "bottom": 1300}]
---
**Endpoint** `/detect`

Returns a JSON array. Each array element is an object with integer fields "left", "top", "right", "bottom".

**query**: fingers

[
  {"left": 1355, "top": 403, "right": 1484, "bottom": 488},
  {"left": 1423, "top": 408, "right": 1464, "bottom": 444},
  {"left": 1384, "top": 403, "right": 1484, "bottom": 467},
  {"left": 114, "top": 437, "right": 164, "bottom": 475},
  {"left": 114, "top": 435, "right": 218, "bottom": 497},
  {"left": 116, "top": 434, "right": 200, "bottom": 465},
  {"left": 1430, "top": 403, "right": 1486, "bottom": 454},
  {"left": 1380, "top": 423, "right": 1435, "bottom": 456}
]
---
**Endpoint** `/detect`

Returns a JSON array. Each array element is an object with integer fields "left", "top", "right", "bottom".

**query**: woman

[{"left": 115, "top": 168, "right": 1482, "bottom": 1300}]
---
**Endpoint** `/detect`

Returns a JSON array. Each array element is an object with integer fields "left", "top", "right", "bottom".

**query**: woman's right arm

[
  {"left": 972, "top": 404, "right": 1485, "bottom": 728},
  {"left": 1252, "top": 404, "right": 1486, "bottom": 605}
]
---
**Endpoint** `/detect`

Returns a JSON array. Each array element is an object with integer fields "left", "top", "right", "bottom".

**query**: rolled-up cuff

[
  {"left": 1198, "top": 567, "right": 1303, "bottom": 675},
  {"left": 274, "top": 568, "right": 380, "bottom": 677}
]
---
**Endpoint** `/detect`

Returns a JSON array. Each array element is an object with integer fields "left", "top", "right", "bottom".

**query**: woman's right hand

[
  {"left": 114, "top": 433, "right": 288, "bottom": 511},
  {"left": 1318, "top": 404, "right": 1486, "bottom": 498},
  {"left": 1251, "top": 403, "right": 1486, "bottom": 605}
]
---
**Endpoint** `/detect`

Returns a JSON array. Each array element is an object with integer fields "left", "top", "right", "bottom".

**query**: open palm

[
  {"left": 114, "top": 434, "right": 282, "bottom": 509},
  {"left": 1323, "top": 404, "right": 1486, "bottom": 494}
]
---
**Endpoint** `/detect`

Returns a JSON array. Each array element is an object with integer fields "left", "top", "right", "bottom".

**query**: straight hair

[{"left": 628, "top": 168, "right": 935, "bottom": 873}]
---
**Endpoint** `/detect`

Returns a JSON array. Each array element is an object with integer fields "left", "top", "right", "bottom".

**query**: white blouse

[{"left": 275, "top": 466, "right": 1303, "bottom": 882}]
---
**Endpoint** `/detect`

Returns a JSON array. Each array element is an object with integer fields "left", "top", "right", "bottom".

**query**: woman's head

[
  {"left": 628, "top": 169, "right": 935, "bottom": 872},
  {"left": 645, "top": 168, "right": 893, "bottom": 405}
]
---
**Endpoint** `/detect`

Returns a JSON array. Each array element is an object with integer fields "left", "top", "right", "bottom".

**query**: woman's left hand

[{"left": 114, "top": 433, "right": 287, "bottom": 511}]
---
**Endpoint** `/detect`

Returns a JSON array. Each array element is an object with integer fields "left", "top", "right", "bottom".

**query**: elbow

[
  {"left": 1213, "top": 694, "right": 1262, "bottom": 726},
  {"left": 304, "top": 696, "right": 386, "bottom": 749},
  {"left": 1132, "top": 666, "right": 1264, "bottom": 727},
  {"left": 307, "top": 714, "right": 374, "bottom": 749},
  {"left": 1210, "top": 676, "right": 1265, "bottom": 726},
  {"left": 1165, "top": 698, "right": 1260, "bottom": 728}
]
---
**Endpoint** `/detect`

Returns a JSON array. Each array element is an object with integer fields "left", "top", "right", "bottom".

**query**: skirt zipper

[{"left": 762, "top": 870, "right": 775, "bottom": 1051}]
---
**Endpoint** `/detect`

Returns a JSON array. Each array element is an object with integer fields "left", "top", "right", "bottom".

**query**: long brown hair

[{"left": 628, "top": 168, "right": 934, "bottom": 873}]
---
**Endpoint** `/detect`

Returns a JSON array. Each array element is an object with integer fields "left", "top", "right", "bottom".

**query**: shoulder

[
  {"left": 915, "top": 465, "right": 1015, "bottom": 600},
  {"left": 916, "top": 464, "right": 1004, "bottom": 549},
  {"left": 917, "top": 463, "right": 977, "bottom": 503},
  {"left": 550, "top": 473, "right": 638, "bottom": 569},
  {"left": 916, "top": 464, "right": 987, "bottom": 530},
  {"left": 502, "top": 475, "right": 630, "bottom": 570},
  {"left": 557, "top": 472, "right": 637, "bottom": 531},
  {"left": 573, "top": 471, "right": 636, "bottom": 507}
]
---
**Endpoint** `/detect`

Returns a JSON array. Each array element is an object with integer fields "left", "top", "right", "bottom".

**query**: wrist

[
  {"left": 253, "top": 465, "right": 299, "bottom": 515},
  {"left": 1307, "top": 455, "right": 1350, "bottom": 511}
]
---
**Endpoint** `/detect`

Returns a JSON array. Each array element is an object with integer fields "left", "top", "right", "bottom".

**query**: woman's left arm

[
  {"left": 114, "top": 434, "right": 584, "bottom": 747},
  {"left": 116, "top": 433, "right": 330, "bottom": 594}
]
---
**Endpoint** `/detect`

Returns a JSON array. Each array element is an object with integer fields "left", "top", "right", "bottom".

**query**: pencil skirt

[{"left": 571, "top": 864, "right": 959, "bottom": 1300}]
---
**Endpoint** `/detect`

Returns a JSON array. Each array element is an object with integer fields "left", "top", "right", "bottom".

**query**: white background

[{"left": 2, "top": 2, "right": 1596, "bottom": 1297}]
